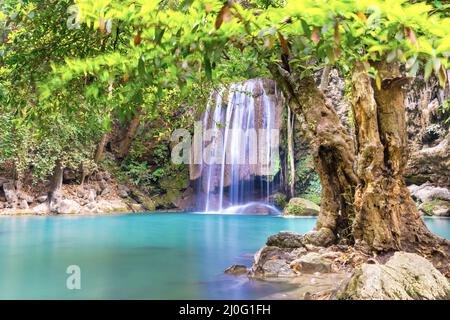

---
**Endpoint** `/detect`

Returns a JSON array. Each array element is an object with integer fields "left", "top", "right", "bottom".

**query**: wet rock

[
  {"left": 224, "top": 265, "right": 248, "bottom": 275},
  {"left": 266, "top": 231, "right": 304, "bottom": 248},
  {"left": 58, "top": 199, "right": 81, "bottom": 214},
  {"left": 290, "top": 252, "right": 332, "bottom": 274},
  {"left": 283, "top": 198, "right": 320, "bottom": 216},
  {"left": 337, "top": 252, "right": 450, "bottom": 300},
  {"left": 303, "top": 228, "right": 336, "bottom": 247}
]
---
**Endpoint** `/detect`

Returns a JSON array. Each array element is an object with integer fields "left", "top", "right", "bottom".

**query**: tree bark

[
  {"left": 94, "top": 133, "right": 109, "bottom": 163},
  {"left": 117, "top": 106, "right": 142, "bottom": 159},
  {"left": 269, "top": 63, "right": 359, "bottom": 244},
  {"left": 351, "top": 61, "right": 449, "bottom": 272},
  {"left": 286, "top": 105, "right": 296, "bottom": 198}
]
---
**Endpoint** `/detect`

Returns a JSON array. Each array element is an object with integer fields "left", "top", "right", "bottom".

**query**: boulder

[
  {"left": 58, "top": 199, "right": 81, "bottom": 214},
  {"left": 419, "top": 200, "right": 450, "bottom": 216},
  {"left": 2, "top": 182, "right": 17, "bottom": 205},
  {"left": 337, "top": 252, "right": 450, "bottom": 300},
  {"left": 251, "top": 246, "right": 296, "bottom": 277},
  {"left": 266, "top": 231, "right": 304, "bottom": 248},
  {"left": 303, "top": 227, "right": 336, "bottom": 247},
  {"left": 283, "top": 197, "right": 320, "bottom": 216},
  {"left": 224, "top": 265, "right": 248, "bottom": 275},
  {"left": 290, "top": 252, "right": 332, "bottom": 274}
]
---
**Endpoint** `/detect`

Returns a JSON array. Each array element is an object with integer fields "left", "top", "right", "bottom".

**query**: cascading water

[{"left": 194, "top": 79, "right": 283, "bottom": 214}]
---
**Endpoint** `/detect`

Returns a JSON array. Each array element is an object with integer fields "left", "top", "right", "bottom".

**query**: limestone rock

[
  {"left": 290, "top": 252, "right": 332, "bottom": 274},
  {"left": 283, "top": 198, "right": 320, "bottom": 216},
  {"left": 251, "top": 246, "right": 296, "bottom": 277},
  {"left": 58, "top": 199, "right": 81, "bottom": 214},
  {"left": 266, "top": 231, "right": 304, "bottom": 248},
  {"left": 409, "top": 183, "right": 450, "bottom": 202},
  {"left": 337, "top": 252, "right": 450, "bottom": 300}
]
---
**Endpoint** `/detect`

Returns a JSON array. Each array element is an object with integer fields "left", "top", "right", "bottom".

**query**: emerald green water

[{"left": 0, "top": 214, "right": 448, "bottom": 299}]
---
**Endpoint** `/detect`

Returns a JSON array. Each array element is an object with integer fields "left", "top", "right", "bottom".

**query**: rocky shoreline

[{"left": 225, "top": 231, "right": 450, "bottom": 300}]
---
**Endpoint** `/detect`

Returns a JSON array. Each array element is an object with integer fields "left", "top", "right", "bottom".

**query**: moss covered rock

[
  {"left": 419, "top": 199, "right": 450, "bottom": 216},
  {"left": 283, "top": 197, "right": 320, "bottom": 216}
]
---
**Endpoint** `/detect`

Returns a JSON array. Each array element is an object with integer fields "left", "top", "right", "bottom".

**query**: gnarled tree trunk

[
  {"left": 117, "top": 105, "right": 142, "bottom": 159},
  {"left": 351, "top": 61, "right": 449, "bottom": 273},
  {"left": 269, "top": 63, "right": 358, "bottom": 244}
]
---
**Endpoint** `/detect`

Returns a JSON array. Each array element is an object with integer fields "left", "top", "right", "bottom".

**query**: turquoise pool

[{"left": 0, "top": 214, "right": 448, "bottom": 299}]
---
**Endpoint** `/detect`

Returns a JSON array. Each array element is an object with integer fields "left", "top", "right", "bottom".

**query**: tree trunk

[
  {"left": 269, "top": 63, "right": 359, "bottom": 244},
  {"left": 351, "top": 61, "right": 449, "bottom": 272},
  {"left": 286, "top": 105, "right": 296, "bottom": 198},
  {"left": 48, "top": 159, "right": 63, "bottom": 211},
  {"left": 117, "top": 106, "right": 142, "bottom": 159},
  {"left": 94, "top": 133, "right": 109, "bottom": 163}
]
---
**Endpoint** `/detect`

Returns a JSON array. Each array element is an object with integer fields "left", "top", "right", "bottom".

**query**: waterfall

[{"left": 196, "top": 79, "right": 282, "bottom": 214}]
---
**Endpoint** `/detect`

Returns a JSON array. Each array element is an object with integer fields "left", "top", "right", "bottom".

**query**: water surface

[{"left": 0, "top": 214, "right": 447, "bottom": 299}]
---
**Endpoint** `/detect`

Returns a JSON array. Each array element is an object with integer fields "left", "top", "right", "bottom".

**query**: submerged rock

[
  {"left": 337, "top": 252, "right": 450, "bottom": 300},
  {"left": 266, "top": 231, "right": 304, "bottom": 248},
  {"left": 224, "top": 265, "right": 248, "bottom": 275},
  {"left": 283, "top": 198, "right": 320, "bottom": 216}
]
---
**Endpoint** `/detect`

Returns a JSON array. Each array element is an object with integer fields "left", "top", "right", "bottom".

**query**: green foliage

[{"left": 272, "top": 192, "right": 287, "bottom": 209}]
